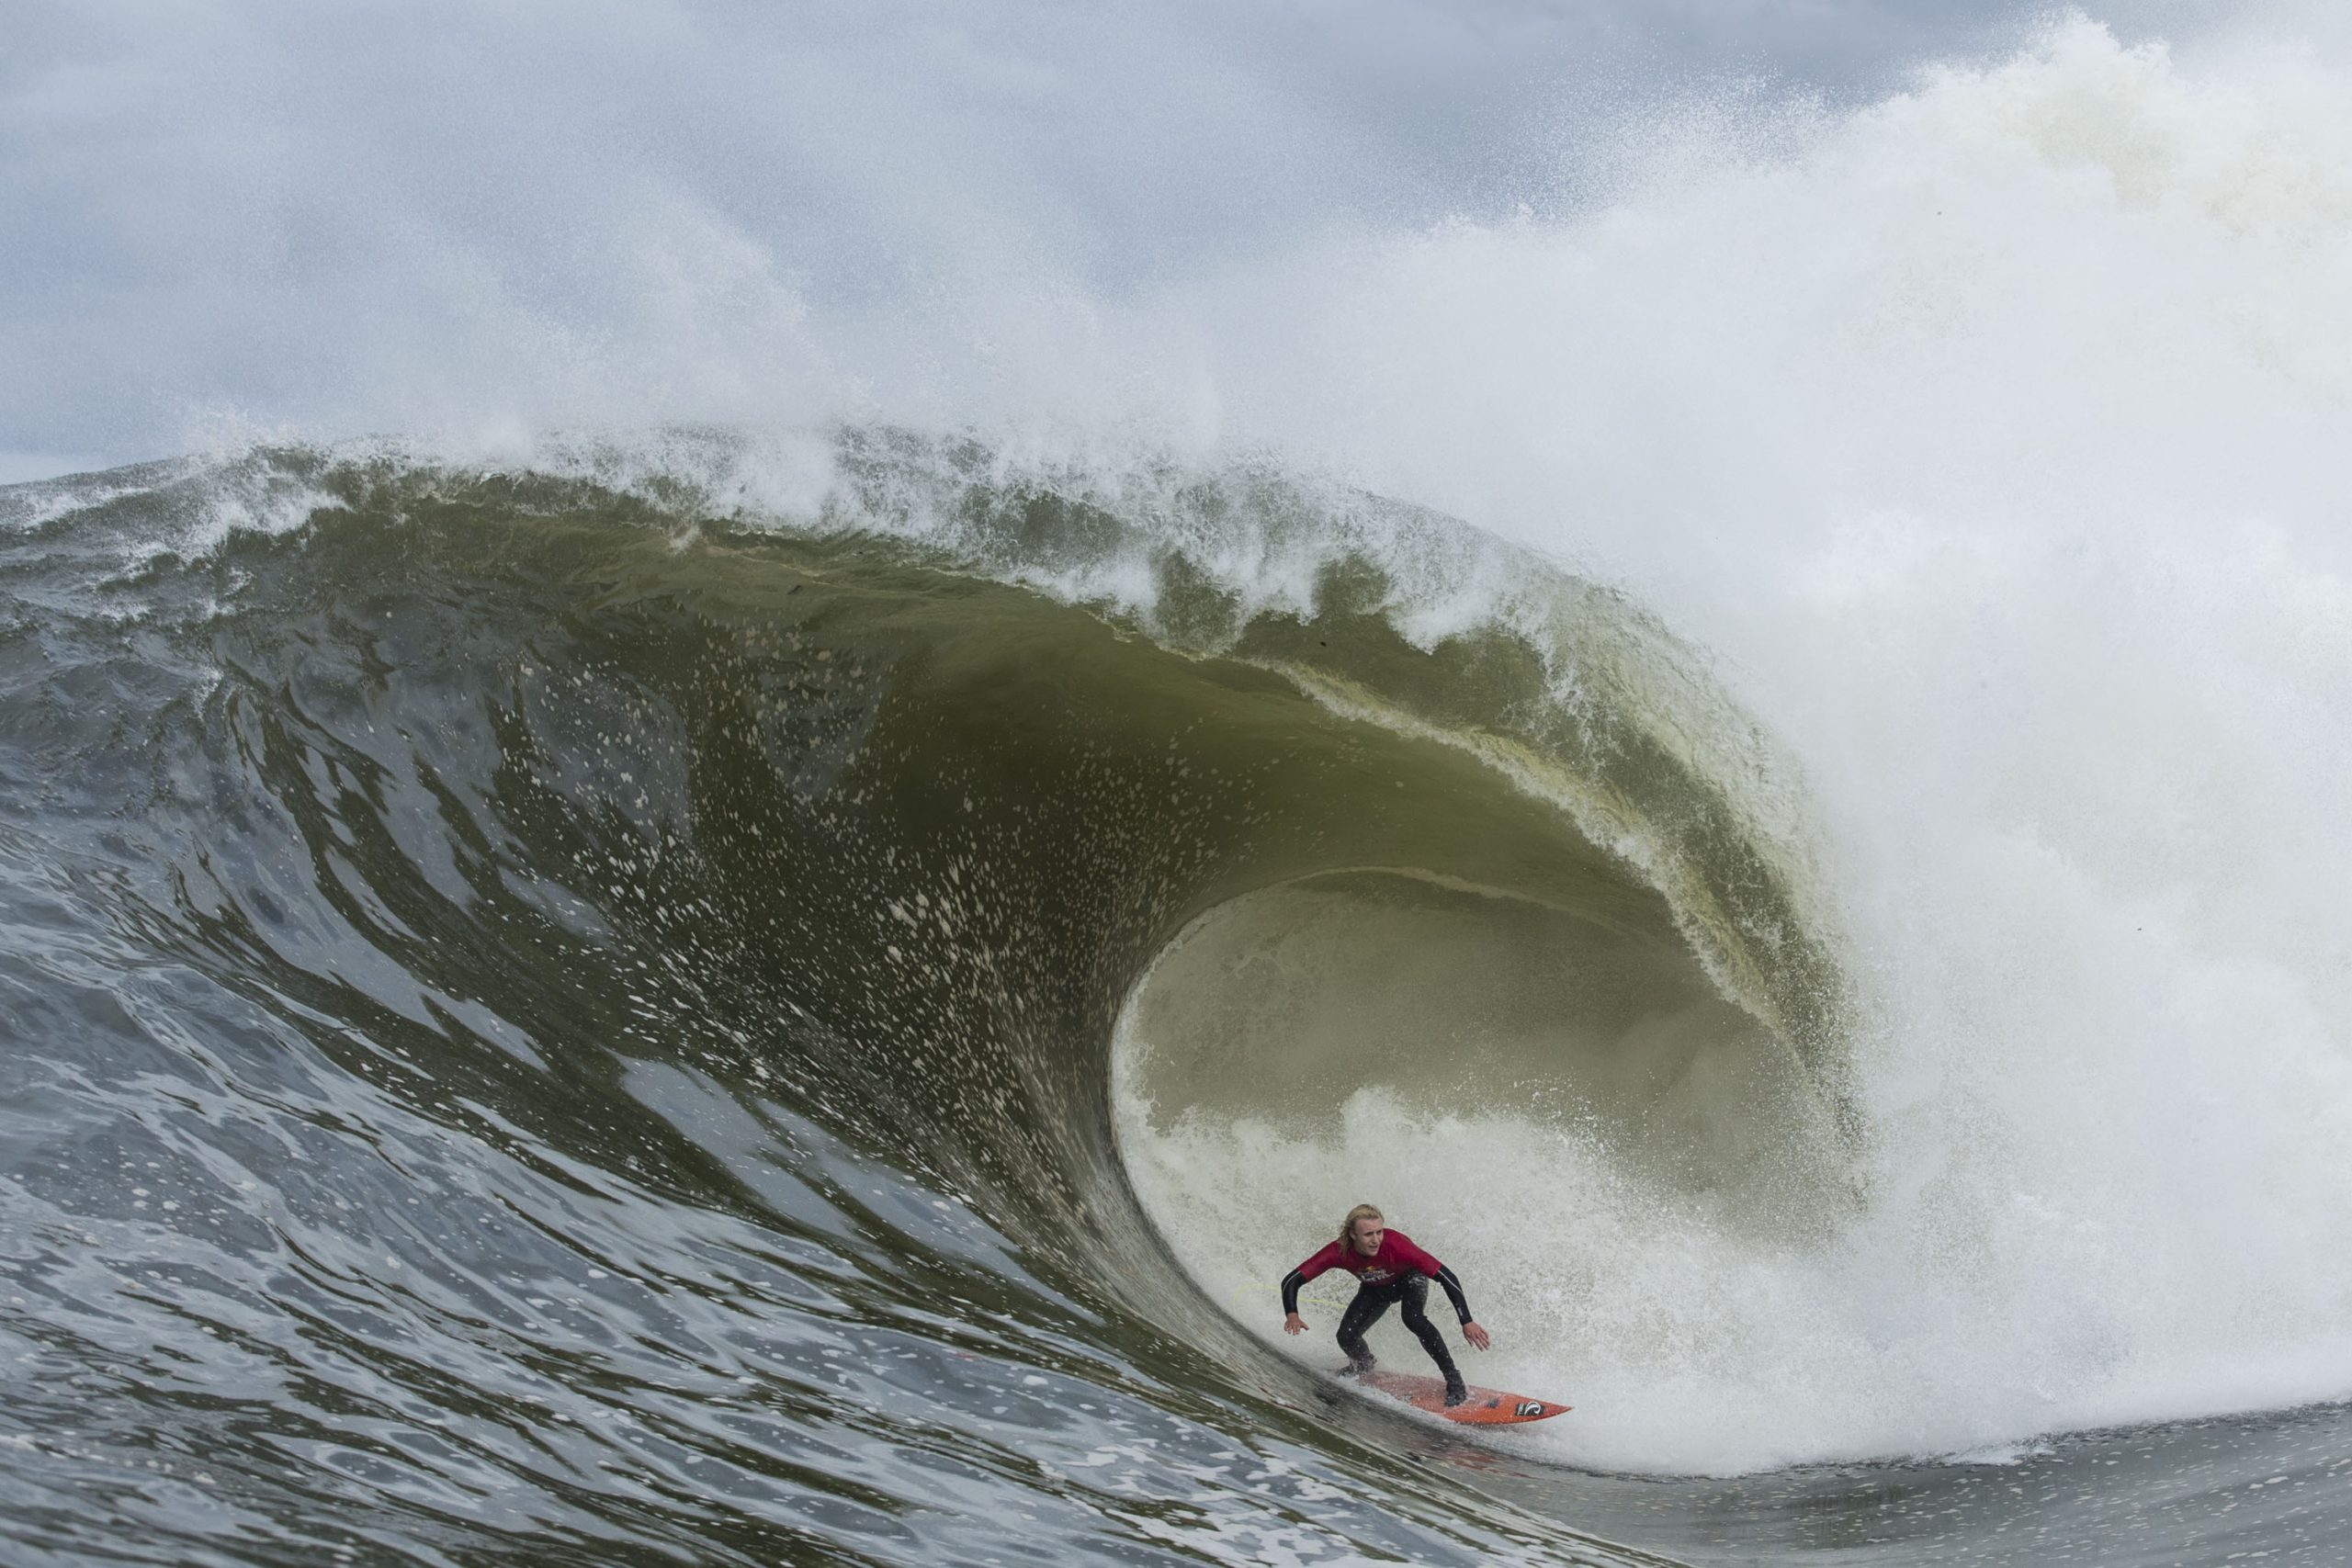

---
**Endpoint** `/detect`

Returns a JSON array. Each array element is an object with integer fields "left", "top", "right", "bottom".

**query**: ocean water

[{"left": 7, "top": 13, "right": 2352, "bottom": 1566}]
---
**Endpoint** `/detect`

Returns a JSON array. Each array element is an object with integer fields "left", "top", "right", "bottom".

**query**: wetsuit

[{"left": 1282, "top": 1231, "right": 1472, "bottom": 1389}]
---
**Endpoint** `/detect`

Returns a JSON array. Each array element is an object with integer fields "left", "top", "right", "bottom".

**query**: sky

[{"left": 0, "top": 0, "right": 2265, "bottom": 482}]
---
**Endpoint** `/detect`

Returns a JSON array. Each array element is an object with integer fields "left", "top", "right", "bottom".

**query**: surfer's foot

[
  {"left": 1442, "top": 1371, "right": 1467, "bottom": 1407},
  {"left": 1340, "top": 1357, "right": 1376, "bottom": 1380}
]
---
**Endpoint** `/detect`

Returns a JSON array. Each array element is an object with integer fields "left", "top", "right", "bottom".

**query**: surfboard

[{"left": 1355, "top": 1369, "right": 1569, "bottom": 1426}]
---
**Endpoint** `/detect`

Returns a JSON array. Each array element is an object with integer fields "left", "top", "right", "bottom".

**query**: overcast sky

[{"left": 0, "top": 0, "right": 2267, "bottom": 480}]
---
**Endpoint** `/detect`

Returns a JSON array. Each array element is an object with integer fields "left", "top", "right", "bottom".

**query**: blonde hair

[{"left": 1339, "top": 1203, "right": 1385, "bottom": 1247}]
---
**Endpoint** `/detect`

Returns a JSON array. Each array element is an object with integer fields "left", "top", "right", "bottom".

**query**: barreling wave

[{"left": 0, "top": 428, "right": 1861, "bottom": 1564}]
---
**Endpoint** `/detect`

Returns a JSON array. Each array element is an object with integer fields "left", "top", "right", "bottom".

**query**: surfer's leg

[
  {"left": 1396, "top": 1277, "right": 1466, "bottom": 1404},
  {"left": 1335, "top": 1284, "right": 1394, "bottom": 1376}
]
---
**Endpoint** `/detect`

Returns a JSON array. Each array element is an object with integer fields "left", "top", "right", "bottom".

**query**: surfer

[{"left": 1281, "top": 1203, "right": 1489, "bottom": 1406}]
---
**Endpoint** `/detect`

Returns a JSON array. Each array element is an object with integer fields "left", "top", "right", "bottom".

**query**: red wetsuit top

[{"left": 1281, "top": 1230, "right": 1474, "bottom": 1323}]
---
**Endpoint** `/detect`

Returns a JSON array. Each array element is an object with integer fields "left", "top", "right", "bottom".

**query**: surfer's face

[{"left": 1351, "top": 1219, "right": 1384, "bottom": 1256}]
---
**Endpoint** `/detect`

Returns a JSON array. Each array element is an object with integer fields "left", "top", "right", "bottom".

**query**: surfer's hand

[
  {"left": 1283, "top": 1314, "right": 1306, "bottom": 1336},
  {"left": 1463, "top": 1321, "right": 1491, "bottom": 1351}
]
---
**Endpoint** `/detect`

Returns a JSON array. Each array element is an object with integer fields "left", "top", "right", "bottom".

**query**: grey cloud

[{"left": 0, "top": 0, "right": 2217, "bottom": 472}]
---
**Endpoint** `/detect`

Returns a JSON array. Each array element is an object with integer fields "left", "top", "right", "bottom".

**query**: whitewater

[{"left": 6, "top": 8, "right": 2352, "bottom": 1565}]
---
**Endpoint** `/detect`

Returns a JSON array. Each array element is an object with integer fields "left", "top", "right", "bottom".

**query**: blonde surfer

[{"left": 1282, "top": 1203, "right": 1489, "bottom": 1406}]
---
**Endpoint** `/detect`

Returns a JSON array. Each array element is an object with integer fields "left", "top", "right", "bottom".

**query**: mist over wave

[{"left": 8, "top": 3, "right": 2352, "bottom": 1557}]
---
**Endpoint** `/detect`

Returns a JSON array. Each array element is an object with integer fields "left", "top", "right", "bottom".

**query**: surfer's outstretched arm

[
  {"left": 1280, "top": 1242, "right": 1340, "bottom": 1334},
  {"left": 1431, "top": 1266, "right": 1491, "bottom": 1350},
  {"left": 1431, "top": 1263, "right": 1472, "bottom": 1325}
]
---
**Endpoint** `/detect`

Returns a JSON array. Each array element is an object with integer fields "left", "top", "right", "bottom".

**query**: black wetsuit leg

[
  {"left": 1335, "top": 1281, "right": 1395, "bottom": 1373},
  {"left": 1337, "top": 1276, "right": 1461, "bottom": 1382},
  {"left": 1393, "top": 1275, "right": 1461, "bottom": 1382}
]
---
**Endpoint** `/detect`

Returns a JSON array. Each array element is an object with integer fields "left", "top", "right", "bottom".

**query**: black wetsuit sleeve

[
  {"left": 1281, "top": 1269, "right": 1308, "bottom": 1316},
  {"left": 1432, "top": 1264, "right": 1473, "bottom": 1324}
]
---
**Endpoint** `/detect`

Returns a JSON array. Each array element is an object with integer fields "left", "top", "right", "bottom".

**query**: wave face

[
  {"left": 0, "top": 434, "right": 1854, "bottom": 1565},
  {"left": 11, "top": 14, "right": 2352, "bottom": 1567}
]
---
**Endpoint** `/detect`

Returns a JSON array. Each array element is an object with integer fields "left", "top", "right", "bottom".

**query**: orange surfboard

[{"left": 1356, "top": 1369, "right": 1569, "bottom": 1426}]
